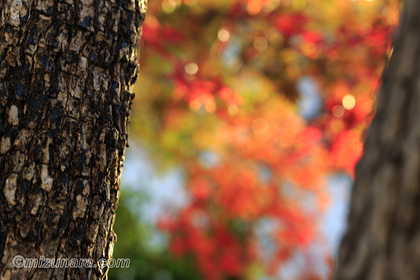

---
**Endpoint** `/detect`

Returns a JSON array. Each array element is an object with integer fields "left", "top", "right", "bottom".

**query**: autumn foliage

[{"left": 130, "top": 0, "right": 399, "bottom": 279}]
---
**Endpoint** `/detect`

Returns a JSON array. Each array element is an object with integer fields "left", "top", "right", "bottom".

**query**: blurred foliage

[
  {"left": 115, "top": 0, "right": 399, "bottom": 279},
  {"left": 110, "top": 190, "right": 201, "bottom": 280}
]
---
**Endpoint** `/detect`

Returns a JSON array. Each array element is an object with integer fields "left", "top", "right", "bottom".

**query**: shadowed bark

[
  {"left": 333, "top": 1, "right": 420, "bottom": 279},
  {"left": 0, "top": 0, "right": 146, "bottom": 279}
]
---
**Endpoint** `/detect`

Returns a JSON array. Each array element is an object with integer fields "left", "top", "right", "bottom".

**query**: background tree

[
  {"left": 334, "top": 1, "right": 420, "bottom": 279},
  {"left": 0, "top": 0, "right": 145, "bottom": 279}
]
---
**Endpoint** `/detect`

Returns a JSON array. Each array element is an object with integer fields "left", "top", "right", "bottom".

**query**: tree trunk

[
  {"left": 0, "top": 0, "right": 145, "bottom": 279},
  {"left": 333, "top": 1, "right": 420, "bottom": 279}
]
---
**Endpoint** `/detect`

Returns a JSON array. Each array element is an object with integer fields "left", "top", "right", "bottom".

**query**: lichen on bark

[{"left": 0, "top": 0, "right": 146, "bottom": 279}]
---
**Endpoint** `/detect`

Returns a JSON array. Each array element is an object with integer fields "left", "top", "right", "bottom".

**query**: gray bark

[
  {"left": 0, "top": 0, "right": 145, "bottom": 279},
  {"left": 333, "top": 1, "right": 420, "bottom": 279}
]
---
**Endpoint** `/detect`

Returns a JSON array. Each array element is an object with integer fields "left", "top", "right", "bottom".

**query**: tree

[
  {"left": 0, "top": 1, "right": 146, "bottom": 279},
  {"left": 334, "top": 1, "right": 420, "bottom": 279}
]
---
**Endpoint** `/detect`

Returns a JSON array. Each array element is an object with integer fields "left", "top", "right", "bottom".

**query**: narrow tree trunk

[
  {"left": 333, "top": 1, "right": 420, "bottom": 279},
  {"left": 0, "top": 0, "right": 145, "bottom": 279}
]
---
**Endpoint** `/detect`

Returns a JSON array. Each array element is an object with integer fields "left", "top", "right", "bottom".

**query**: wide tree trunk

[
  {"left": 333, "top": 1, "right": 420, "bottom": 279},
  {"left": 0, "top": 0, "right": 145, "bottom": 279}
]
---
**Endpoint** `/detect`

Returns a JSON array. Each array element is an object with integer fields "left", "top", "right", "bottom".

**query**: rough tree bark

[
  {"left": 0, "top": 0, "right": 146, "bottom": 279},
  {"left": 333, "top": 1, "right": 420, "bottom": 279}
]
